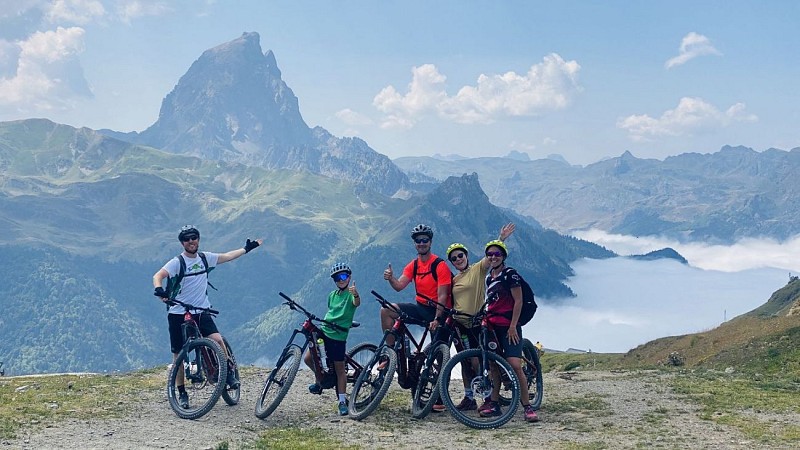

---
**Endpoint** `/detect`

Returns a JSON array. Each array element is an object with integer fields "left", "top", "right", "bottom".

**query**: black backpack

[
  {"left": 166, "top": 252, "right": 217, "bottom": 301},
  {"left": 499, "top": 267, "right": 537, "bottom": 326}
]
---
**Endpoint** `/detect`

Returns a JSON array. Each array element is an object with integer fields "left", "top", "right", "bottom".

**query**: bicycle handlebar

[
  {"left": 278, "top": 292, "right": 347, "bottom": 333},
  {"left": 165, "top": 299, "right": 219, "bottom": 315}
]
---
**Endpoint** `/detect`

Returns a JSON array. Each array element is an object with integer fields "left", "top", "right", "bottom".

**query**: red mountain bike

[{"left": 254, "top": 292, "right": 376, "bottom": 419}]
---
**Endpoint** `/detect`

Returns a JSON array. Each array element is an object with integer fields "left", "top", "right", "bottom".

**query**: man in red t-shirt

[{"left": 381, "top": 223, "right": 453, "bottom": 346}]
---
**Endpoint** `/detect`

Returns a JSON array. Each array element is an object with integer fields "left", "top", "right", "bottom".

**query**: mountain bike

[
  {"left": 254, "top": 292, "right": 376, "bottom": 419},
  {"left": 165, "top": 299, "right": 229, "bottom": 420},
  {"left": 438, "top": 306, "right": 521, "bottom": 429},
  {"left": 497, "top": 338, "right": 543, "bottom": 410},
  {"left": 349, "top": 290, "right": 447, "bottom": 420}
]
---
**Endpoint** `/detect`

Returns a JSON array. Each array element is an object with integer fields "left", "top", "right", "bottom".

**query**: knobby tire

[
  {"left": 348, "top": 346, "right": 397, "bottom": 420},
  {"left": 254, "top": 345, "right": 302, "bottom": 419},
  {"left": 411, "top": 343, "right": 450, "bottom": 419},
  {"left": 439, "top": 348, "right": 520, "bottom": 429},
  {"left": 167, "top": 337, "right": 227, "bottom": 420},
  {"left": 220, "top": 337, "right": 240, "bottom": 406}
]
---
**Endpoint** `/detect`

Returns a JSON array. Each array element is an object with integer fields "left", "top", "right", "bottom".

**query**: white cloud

[
  {"left": 334, "top": 108, "right": 373, "bottom": 126},
  {"left": 665, "top": 32, "right": 722, "bottom": 69},
  {"left": 115, "top": 0, "right": 173, "bottom": 24},
  {"left": 0, "top": 26, "right": 91, "bottom": 111},
  {"left": 617, "top": 97, "right": 757, "bottom": 141},
  {"left": 46, "top": 0, "right": 105, "bottom": 25},
  {"left": 372, "top": 54, "right": 581, "bottom": 129},
  {"left": 573, "top": 228, "right": 800, "bottom": 273}
]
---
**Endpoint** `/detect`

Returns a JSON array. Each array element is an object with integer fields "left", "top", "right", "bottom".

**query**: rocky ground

[{"left": 5, "top": 368, "right": 795, "bottom": 449}]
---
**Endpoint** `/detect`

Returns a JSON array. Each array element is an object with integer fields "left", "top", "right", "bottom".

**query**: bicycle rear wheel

[
  {"left": 349, "top": 346, "right": 397, "bottom": 420},
  {"left": 411, "top": 343, "right": 450, "bottom": 419},
  {"left": 439, "top": 349, "right": 520, "bottom": 429},
  {"left": 254, "top": 345, "right": 302, "bottom": 419},
  {"left": 498, "top": 339, "right": 543, "bottom": 409},
  {"left": 167, "top": 337, "right": 227, "bottom": 420},
  {"left": 220, "top": 337, "right": 240, "bottom": 406},
  {"left": 345, "top": 342, "right": 378, "bottom": 384}
]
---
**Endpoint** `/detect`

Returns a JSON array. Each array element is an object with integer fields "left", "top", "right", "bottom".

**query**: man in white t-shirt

[{"left": 152, "top": 225, "right": 262, "bottom": 408}]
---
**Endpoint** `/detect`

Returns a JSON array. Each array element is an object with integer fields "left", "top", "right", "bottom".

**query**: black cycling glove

[
  {"left": 154, "top": 287, "right": 168, "bottom": 298},
  {"left": 244, "top": 238, "right": 260, "bottom": 253}
]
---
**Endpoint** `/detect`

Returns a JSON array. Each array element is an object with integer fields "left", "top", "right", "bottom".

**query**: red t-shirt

[{"left": 402, "top": 254, "right": 452, "bottom": 306}]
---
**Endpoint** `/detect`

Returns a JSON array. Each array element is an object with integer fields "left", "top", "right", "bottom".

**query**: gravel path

[{"left": 6, "top": 368, "right": 793, "bottom": 449}]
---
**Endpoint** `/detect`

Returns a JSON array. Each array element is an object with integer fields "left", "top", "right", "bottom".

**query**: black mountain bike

[
  {"left": 438, "top": 306, "right": 521, "bottom": 429},
  {"left": 166, "top": 299, "right": 234, "bottom": 420},
  {"left": 349, "top": 290, "right": 449, "bottom": 420},
  {"left": 254, "top": 292, "right": 376, "bottom": 419}
]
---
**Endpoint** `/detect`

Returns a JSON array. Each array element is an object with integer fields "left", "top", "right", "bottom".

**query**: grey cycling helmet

[
  {"left": 178, "top": 225, "right": 200, "bottom": 242},
  {"left": 410, "top": 223, "right": 433, "bottom": 239},
  {"left": 330, "top": 262, "right": 352, "bottom": 278}
]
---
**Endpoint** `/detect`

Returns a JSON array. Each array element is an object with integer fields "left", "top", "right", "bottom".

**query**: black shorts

[
  {"left": 492, "top": 325, "right": 523, "bottom": 358},
  {"left": 397, "top": 302, "right": 436, "bottom": 326},
  {"left": 320, "top": 334, "right": 347, "bottom": 362},
  {"left": 168, "top": 312, "right": 220, "bottom": 354}
]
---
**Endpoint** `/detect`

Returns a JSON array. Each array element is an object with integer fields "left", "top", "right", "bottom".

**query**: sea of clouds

[{"left": 526, "top": 230, "right": 800, "bottom": 353}]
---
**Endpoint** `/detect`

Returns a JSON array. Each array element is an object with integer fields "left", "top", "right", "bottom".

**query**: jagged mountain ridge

[
  {"left": 101, "top": 32, "right": 408, "bottom": 197},
  {"left": 394, "top": 145, "right": 800, "bottom": 243}
]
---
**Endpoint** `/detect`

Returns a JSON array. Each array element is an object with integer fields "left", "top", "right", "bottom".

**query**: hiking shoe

[
  {"left": 226, "top": 369, "right": 240, "bottom": 390},
  {"left": 338, "top": 401, "right": 349, "bottom": 416},
  {"left": 477, "top": 400, "right": 494, "bottom": 414},
  {"left": 524, "top": 404, "right": 540, "bottom": 422},
  {"left": 308, "top": 383, "right": 323, "bottom": 395},
  {"left": 478, "top": 401, "right": 501, "bottom": 417},
  {"left": 432, "top": 398, "right": 446, "bottom": 412},
  {"left": 178, "top": 391, "right": 189, "bottom": 409},
  {"left": 455, "top": 397, "right": 477, "bottom": 411}
]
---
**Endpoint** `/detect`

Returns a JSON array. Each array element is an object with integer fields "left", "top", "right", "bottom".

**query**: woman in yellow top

[{"left": 444, "top": 223, "right": 515, "bottom": 411}]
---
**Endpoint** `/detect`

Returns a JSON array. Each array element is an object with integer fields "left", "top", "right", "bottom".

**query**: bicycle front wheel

[
  {"left": 254, "top": 345, "right": 302, "bottom": 419},
  {"left": 220, "top": 336, "right": 240, "bottom": 406},
  {"left": 411, "top": 343, "right": 450, "bottom": 419},
  {"left": 498, "top": 339, "right": 543, "bottom": 409},
  {"left": 167, "top": 337, "right": 227, "bottom": 420},
  {"left": 349, "top": 346, "right": 397, "bottom": 420},
  {"left": 439, "top": 349, "right": 520, "bottom": 429}
]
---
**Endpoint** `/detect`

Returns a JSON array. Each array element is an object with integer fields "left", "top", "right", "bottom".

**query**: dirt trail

[{"left": 5, "top": 368, "right": 791, "bottom": 449}]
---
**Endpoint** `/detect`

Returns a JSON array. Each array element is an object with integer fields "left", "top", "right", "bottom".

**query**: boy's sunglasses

[
  {"left": 332, "top": 272, "right": 350, "bottom": 282},
  {"left": 181, "top": 235, "right": 199, "bottom": 242},
  {"left": 485, "top": 251, "right": 504, "bottom": 258},
  {"left": 413, "top": 237, "right": 431, "bottom": 244}
]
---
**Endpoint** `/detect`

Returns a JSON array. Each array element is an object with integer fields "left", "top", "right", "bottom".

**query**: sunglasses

[
  {"left": 332, "top": 272, "right": 350, "bottom": 282},
  {"left": 413, "top": 237, "right": 431, "bottom": 244},
  {"left": 181, "top": 235, "right": 199, "bottom": 242},
  {"left": 449, "top": 253, "right": 466, "bottom": 262},
  {"left": 485, "top": 251, "right": 504, "bottom": 258}
]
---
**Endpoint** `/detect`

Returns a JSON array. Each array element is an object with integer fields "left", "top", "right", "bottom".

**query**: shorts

[
  {"left": 168, "top": 312, "right": 220, "bottom": 354},
  {"left": 453, "top": 322, "right": 480, "bottom": 351},
  {"left": 397, "top": 302, "right": 437, "bottom": 326},
  {"left": 492, "top": 325, "right": 523, "bottom": 358},
  {"left": 320, "top": 334, "right": 347, "bottom": 362}
]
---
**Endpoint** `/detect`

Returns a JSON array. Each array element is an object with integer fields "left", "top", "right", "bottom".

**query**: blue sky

[{"left": 1, "top": 1, "right": 798, "bottom": 165}]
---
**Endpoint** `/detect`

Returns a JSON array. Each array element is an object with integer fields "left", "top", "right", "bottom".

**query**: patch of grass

[
  {"left": 671, "top": 370, "right": 800, "bottom": 446},
  {"left": 0, "top": 369, "right": 164, "bottom": 439},
  {"left": 545, "top": 394, "right": 609, "bottom": 414},
  {"left": 245, "top": 427, "right": 359, "bottom": 450}
]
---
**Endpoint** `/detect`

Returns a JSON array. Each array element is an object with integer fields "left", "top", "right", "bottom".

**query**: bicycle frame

[{"left": 176, "top": 304, "right": 221, "bottom": 386}]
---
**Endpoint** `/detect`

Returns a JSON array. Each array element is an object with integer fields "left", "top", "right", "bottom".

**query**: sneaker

[
  {"left": 455, "top": 397, "right": 477, "bottom": 411},
  {"left": 477, "top": 400, "right": 494, "bottom": 414},
  {"left": 524, "top": 404, "right": 540, "bottom": 422},
  {"left": 338, "top": 401, "right": 349, "bottom": 416},
  {"left": 478, "top": 401, "right": 501, "bottom": 417},
  {"left": 226, "top": 369, "right": 240, "bottom": 390},
  {"left": 178, "top": 391, "right": 189, "bottom": 409},
  {"left": 308, "top": 383, "right": 323, "bottom": 395},
  {"left": 432, "top": 398, "right": 446, "bottom": 412}
]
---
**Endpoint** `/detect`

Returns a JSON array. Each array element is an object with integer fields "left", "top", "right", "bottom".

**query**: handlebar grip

[
  {"left": 371, "top": 290, "right": 386, "bottom": 302},
  {"left": 279, "top": 292, "right": 292, "bottom": 301}
]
